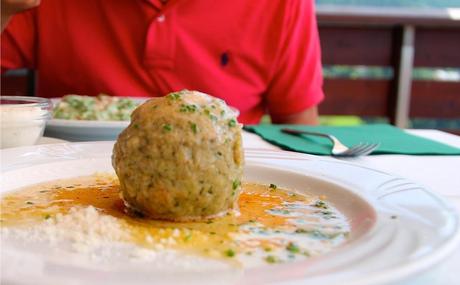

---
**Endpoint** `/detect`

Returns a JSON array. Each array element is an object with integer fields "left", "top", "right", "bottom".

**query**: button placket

[
  {"left": 143, "top": 10, "right": 175, "bottom": 69},
  {"left": 156, "top": 14, "right": 165, "bottom": 22}
]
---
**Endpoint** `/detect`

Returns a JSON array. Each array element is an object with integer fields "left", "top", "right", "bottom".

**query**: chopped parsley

[
  {"left": 179, "top": 104, "right": 198, "bottom": 113},
  {"left": 295, "top": 229, "right": 334, "bottom": 240},
  {"left": 224, "top": 249, "right": 236, "bottom": 257},
  {"left": 228, "top": 118, "right": 237, "bottom": 127},
  {"left": 184, "top": 233, "right": 192, "bottom": 242},
  {"left": 286, "top": 242, "right": 300, "bottom": 254},
  {"left": 314, "top": 200, "right": 328, "bottom": 209},
  {"left": 163, "top": 124, "right": 172, "bottom": 132},
  {"left": 167, "top": 92, "right": 182, "bottom": 100},
  {"left": 26, "top": 201, "right": 34, "bottom": 205},
  {"left": 44, "top": 214, "right": 51, "bottom": 220},
  {"left": 269, "top": 183, "right": 277, "bottom": 190},
  {"left": 190, "top": 122, "right": 198, "bottom": 133},
  {"left": 232, "top": 179, "right": 241, "bottom": 190},
  {"left": 265, "top": 255, "right": 278, "bottom": 264},
  {"left": 202, "top": 109, "right": 217, "bottom": 121}
]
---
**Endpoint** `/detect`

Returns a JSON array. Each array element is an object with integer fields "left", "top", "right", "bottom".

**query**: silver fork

[{"left": 281, "top": 128, "right": 379, "bottom": 157}]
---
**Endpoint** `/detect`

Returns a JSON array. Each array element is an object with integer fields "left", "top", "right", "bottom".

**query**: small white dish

[
  {"left": 1, "top": 143, "right": 459, "bottom": 285},
  {"left": 0, "top": 96, "right": 52, "bottom": 149},
  {"left": 45, "top": 118, "right": 130, "bottom": 141}
]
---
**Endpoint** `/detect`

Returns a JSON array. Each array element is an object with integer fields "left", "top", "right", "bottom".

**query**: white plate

[
  {"left": 45, "top": 119, "right": 130, "bottom": 141},
  {"left": 1, "top": 143, "right": 459, "bottom": 285},
  {"left": 44, "top": 98, "right": 146, "bottom": 141},
  {"left": 37, "top": 136, "right": 68, "bottom": 145}
]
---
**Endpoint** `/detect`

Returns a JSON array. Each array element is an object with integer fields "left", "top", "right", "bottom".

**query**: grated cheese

[{"left": 2, "top": 206, "right": 129, "bottom": 253}]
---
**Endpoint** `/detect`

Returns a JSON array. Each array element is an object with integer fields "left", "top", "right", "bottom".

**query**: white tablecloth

[{"left": 243, "top": 129, "right": 460, "bottom": 285}]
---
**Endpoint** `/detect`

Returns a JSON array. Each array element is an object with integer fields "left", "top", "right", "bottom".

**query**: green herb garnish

[
  {"left": 314, "top": 200, "right": 328, "bottom": 209},
  {"left": 224, "top": 249, "right": 236, "bottom": 257},
  {"left": 265, "top": 255, "right": 278, "bottom": 264},
  {"left": 269, "top": 183, "right": 277, "bottom": 190},
  {"left": 232, "top": 179, "right": 241, "bottom": 190},
  {"left": 167, "top": 92, "right": 182, "bottom": 100},
  {"left": 184, "top": 233, "right": 192, "bottom": 242},
  {"left": 228, "top": 118, "right": 237, "bottom": 127},
  {"left": 286, "top": 242, "right": 300, "bottom": 254},
  {"left": 190, "top": 122, "right": 197, "bottom": 133},
  {"left": 180, "top": 104, "right": 198, "bottom": 113},
  {"left": 163, "top": 124, "right": 172, "bottom": 131}
]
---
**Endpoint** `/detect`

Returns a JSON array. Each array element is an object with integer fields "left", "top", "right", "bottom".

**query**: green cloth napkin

[{"left": 244, "top": 124, "right": 460, "bottom": 155}]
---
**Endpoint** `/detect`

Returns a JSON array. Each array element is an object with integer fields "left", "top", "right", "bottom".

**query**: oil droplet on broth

[{"left": 0, "top": 174, "right": 350, "bottom": 264}]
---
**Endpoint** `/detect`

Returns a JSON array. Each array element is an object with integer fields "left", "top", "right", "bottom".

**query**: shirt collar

[{"left": 144, "top": 0, "right": 164, "bottom": 10}]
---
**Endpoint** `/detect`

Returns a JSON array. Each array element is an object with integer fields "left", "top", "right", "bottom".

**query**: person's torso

[{"left": 35, "top": 0, "right": 288, "bottom": 123}]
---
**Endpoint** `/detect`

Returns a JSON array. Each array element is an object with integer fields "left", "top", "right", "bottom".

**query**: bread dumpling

[{"left": 112, "top": 90, "right": 244, "bottom": 221}]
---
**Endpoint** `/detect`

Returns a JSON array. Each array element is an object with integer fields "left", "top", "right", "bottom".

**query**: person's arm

[
  {"left": 1, "top": 0, "right": 40, "bottom": 31},
  {"left": 265, "top": 0, "right": 324, "bottom": 125},
  {"left": 1, "top": 0, "right": 39, "bottom": 73},
  {"left": 271, "top": 106, "right": 319, "bottom": 125}
]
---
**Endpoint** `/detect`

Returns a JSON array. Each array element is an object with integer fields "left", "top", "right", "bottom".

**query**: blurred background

[
  {"left": 316, "top": 0, "right": 460, "bottom": 134},
  {"left": 2, "top": 0, "right": 459, "bottom": 133}
]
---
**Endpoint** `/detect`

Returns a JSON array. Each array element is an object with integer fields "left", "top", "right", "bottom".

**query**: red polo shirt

[{"left": 1, "top": 0, "right": 324, "bottom": 124}]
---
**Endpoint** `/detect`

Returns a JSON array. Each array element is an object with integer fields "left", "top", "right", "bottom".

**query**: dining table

[{"left": 25, "top": 128, "right": 460, "bottom": 284}]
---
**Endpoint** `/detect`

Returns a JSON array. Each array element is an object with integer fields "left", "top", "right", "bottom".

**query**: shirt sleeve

[
  {"left": 265, "top": 0, "right": 324, "bottom": 120},
  {"left": 1, "top": 9, "right": 37, "bottom": 73}
]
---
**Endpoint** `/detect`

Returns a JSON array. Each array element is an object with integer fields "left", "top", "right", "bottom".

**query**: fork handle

[{"left": 281, "top": 128, "right": 335, "bottom": 142}]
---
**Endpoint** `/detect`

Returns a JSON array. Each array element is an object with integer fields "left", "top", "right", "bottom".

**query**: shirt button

[{"left": 157, "top": 14, "right": 166, "bottom": 22}]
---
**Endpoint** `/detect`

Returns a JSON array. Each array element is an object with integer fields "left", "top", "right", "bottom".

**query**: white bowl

[{"left": 0, "top": 96, "right": 52, "bottom": 149}]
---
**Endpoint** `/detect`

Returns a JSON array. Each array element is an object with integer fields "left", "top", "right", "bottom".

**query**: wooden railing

[{"left": 317, "top": 5, "right": 460, "bottom": 132}]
